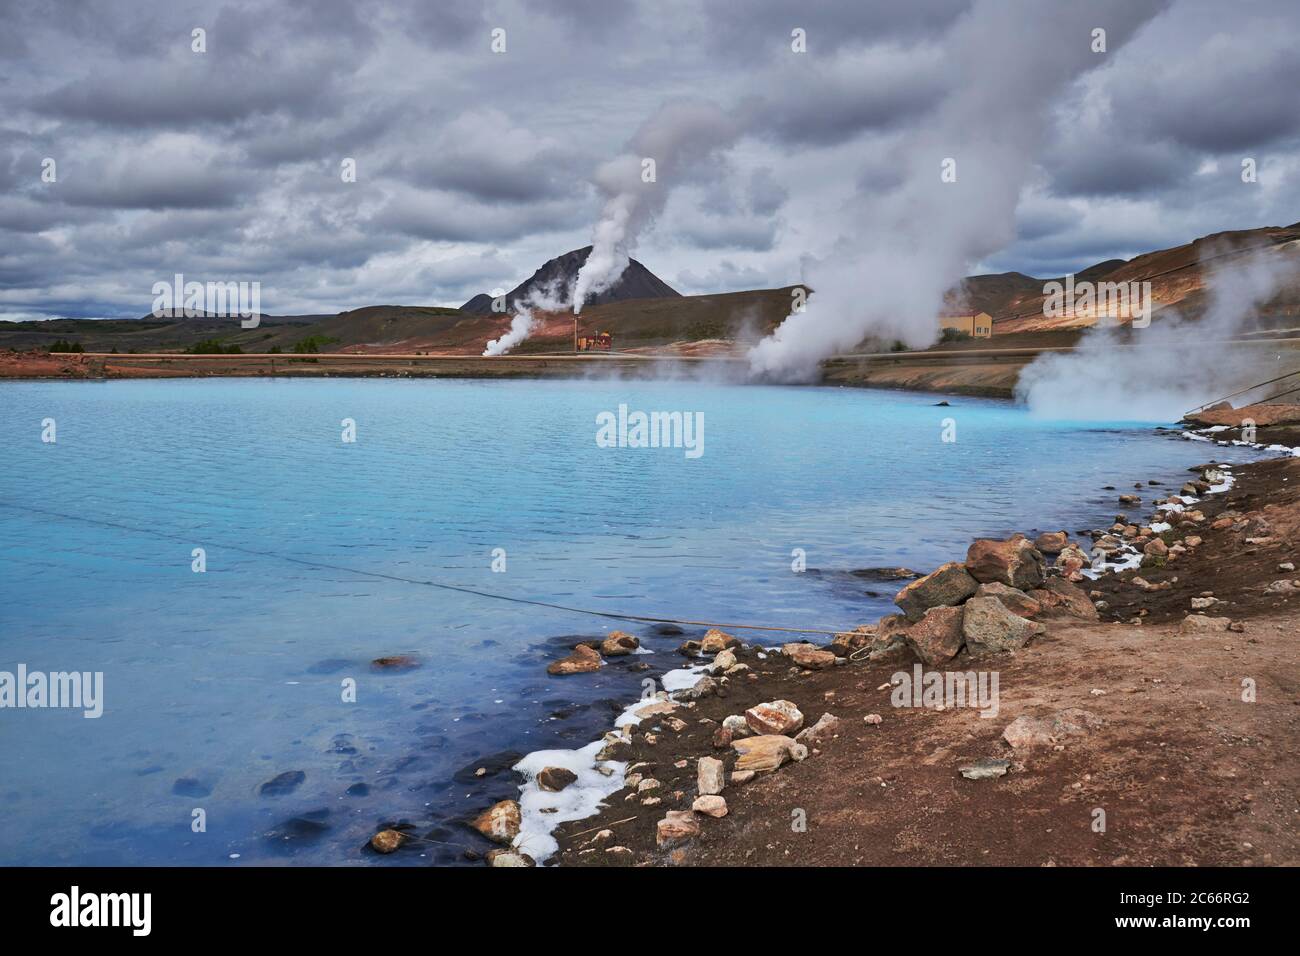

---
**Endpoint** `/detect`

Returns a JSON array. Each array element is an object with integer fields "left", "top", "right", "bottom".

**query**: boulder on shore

[
  {"left": 1055, "top": 544, "right": 1090, "bottom": 576},
  {"left": 867, "top": 614, "right": 913, "bottom": 663},
  {"left": 781, "top": 642, "right": 837, "bottom": 670},
  {"left": 962, "top": 596, "right": 1045, "bottom": 658},
  {"left": 1033, "top": 531, "right": 1069, "bottom": 553},
  {"left": 744, "top": 699, "right": 804, "bottom": 736},
  {"left": 547, "top": 644, "right": 602, "bottom": 675},
  {"left": 1028, "top": 576, "right": 1098, "bottom": 620},
  {"left": 904, "top": 605, "right": 965, "bottom": 665},
  {"left": 829, "top": 626, "right": 872, "bottom": 658},
  {"left": 701, "top": 629, "right": 739, "bottom": 654},
  {"left": 894, "top": 561, "right": 978, "bottom": 622},
  {"left": 965, "top": 537, "right": 1046, "bottom": 590},
  {"left": 978, "top": 580, "right": 1043, "bottom": 619}
]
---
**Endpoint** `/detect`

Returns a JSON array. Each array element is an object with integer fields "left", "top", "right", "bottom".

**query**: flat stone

[
  {"left": 732, "top": 734, "right": 806, "bottom": 773},
  {"left": 1002, "top": 708, "right": 1104, "bottom": 749},
  {"left": 959, "top": 757, "right": 1011, "bottom": 780},
  {"left": 781, "top": 642, "right": 837, "bottom": 670}
]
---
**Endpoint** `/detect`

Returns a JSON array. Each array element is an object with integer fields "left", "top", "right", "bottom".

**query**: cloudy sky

[{"left": 2, "top": 0, "right": 1297, "bottom": 321}]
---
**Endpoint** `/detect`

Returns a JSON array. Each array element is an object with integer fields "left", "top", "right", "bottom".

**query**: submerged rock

[
  {"left": 258, "top": 770, "right": 306, "bottom": 797},
  {"left": 172, "top": 777, "right": 212, "bottom": 798},
  {"left": 370, "top": 655, "right": 420, "bottom": 671},
  {"left": 369, "top": 829, "right": 408, "bottom": 853}
]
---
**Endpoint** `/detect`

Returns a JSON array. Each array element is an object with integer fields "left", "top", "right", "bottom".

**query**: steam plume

[
  {"left": 482, "top": 277, "right": 568, "bottom": 356},
  {"left": 1017, "top": 247, "right": 1298, "bottom": 421},
  {"left": 748, "top": 0, "right": 1167, "bottom": 382},
  {"left": 572, "top": 100, "right": 741, "bottom": 313}
]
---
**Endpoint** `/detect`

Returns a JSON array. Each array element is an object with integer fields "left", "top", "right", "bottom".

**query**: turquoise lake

[{"left": 0, "top": 377, "right": 1262, "bottom": 865}]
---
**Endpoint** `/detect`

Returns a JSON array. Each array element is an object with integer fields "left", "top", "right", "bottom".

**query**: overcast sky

[{"left": 2, "top": 0, "right": 1298, "bottom": 320}]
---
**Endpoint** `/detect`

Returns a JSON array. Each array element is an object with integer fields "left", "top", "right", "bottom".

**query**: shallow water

[{"left": 0, "top": 378, "right": 1262, "bottom": 865}]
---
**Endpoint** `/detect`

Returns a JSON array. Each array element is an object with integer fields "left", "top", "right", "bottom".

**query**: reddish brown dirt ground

[{"left": 553, "top": 458, "right": 1300, "bottom": 867}]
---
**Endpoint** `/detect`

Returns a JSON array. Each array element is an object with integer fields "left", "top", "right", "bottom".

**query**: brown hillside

[{"left": 996, "top": 223, "right": 1300, "bottom": 333}]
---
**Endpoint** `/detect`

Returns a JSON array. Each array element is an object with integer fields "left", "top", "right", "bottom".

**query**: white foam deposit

[{"left": 510, "top": 658, "right": 709, "bottom": 863}]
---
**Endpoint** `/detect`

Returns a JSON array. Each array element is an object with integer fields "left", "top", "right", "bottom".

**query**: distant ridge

[{"left": 460, "top": 246, "right": 680, "bottom": 314}]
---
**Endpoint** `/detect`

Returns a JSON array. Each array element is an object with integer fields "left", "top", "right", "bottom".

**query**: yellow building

[{"left": 938, "top": 310, "right": 993, "bottom": 338}]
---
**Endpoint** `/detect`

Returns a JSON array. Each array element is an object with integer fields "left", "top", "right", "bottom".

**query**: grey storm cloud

[{"left": 1, "top": 0, "right": 1298, "bottom": 320}]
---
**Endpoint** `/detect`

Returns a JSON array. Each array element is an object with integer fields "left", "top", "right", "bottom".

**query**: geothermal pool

[{"left": 0, "top": 377, "right": 1263, "bottom": 865}]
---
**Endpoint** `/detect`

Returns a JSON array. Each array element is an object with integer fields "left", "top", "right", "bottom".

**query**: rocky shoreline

[{"left": 432, "top": 427, "right": 1299, "bottom": 867}]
